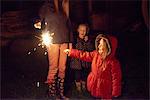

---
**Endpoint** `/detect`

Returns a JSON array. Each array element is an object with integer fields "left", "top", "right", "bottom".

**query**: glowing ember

[
  {"left": 37, "top": 81, "right": 40, "bottom": 87},
  {"left": 44, "top": 52, "right": 47, "bottom": 55},
  {"left": 28, "top": 51, "right": 31, "bottom": 55},
  {"left": 38, "top": 43, "right": 41, "bottom": 46},
  {"left": 33, "top": 48, "right": 37, "bottom": 51}
]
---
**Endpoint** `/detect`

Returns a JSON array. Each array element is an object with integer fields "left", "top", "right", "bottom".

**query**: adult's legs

[
  {"left": 45, "top": 44, "right": 60, "bottom": 97},
  {"left": 57, "top": 43, "right": 68, "bottom": 98},
  {"left": 58, "top": 43, "right": 68, "bottom": 79},
  {"left": 46, "top": 44, "right": 59, "bottom": 84}
]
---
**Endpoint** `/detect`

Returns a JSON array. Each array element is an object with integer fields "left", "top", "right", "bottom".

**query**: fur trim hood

[{"left": 95, "top": 34, "right": 118, "bottom": 57}]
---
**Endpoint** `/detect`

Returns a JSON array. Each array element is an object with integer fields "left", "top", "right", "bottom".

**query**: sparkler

[
  {"left": 41, "top": 31, "right": 53, "bottom": 46},
  {"left": 27, "top": 31, "right": 54, "bottom": 55}
]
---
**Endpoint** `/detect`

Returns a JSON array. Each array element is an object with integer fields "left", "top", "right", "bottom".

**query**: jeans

[{"left": 46, "top": 43, "right": 68, "bottom": 84}]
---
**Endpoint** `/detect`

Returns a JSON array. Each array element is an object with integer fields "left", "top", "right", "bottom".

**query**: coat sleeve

[
  {"left": 111, "top": 59, "right": 122, "bottom": 97},
  {"left": 69, "top": 49, "right": 95, "bottom": 62}
]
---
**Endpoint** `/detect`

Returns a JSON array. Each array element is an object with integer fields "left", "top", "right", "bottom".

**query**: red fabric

[{"left": 70, "top": 36, "right": 122, "bottom": 99}]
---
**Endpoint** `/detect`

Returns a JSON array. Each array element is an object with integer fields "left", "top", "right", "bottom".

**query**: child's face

[
  {"left": 98, "top": 39, "right": 108, "bottom": 55},
  {"left": 78, "top": 25, "right": 87, "bottom": 39}
]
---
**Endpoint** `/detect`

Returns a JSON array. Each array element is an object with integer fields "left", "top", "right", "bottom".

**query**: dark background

[{"left": 1, "top": 0, "right": 149, "bottom": 99}]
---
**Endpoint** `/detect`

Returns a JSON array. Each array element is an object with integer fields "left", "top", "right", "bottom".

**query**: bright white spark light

[
  {"left": 44, "top": 52, "right": 47, "bottom": 55},
  {"left": 37, "top": 81, "right": 40, "bottom": 87},
  {"left": 27, "top": 31, "right": 54, "bottom": 55},
  {"left": 41, "top": 31, "right": 53, "bottom": 47},
  {"left": 33, "top": 48, "right": 37, "bottom": 51}
]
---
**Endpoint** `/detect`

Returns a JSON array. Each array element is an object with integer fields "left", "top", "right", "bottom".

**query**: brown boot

[
  {"left": 75, "top": 80, "right": 84, "bottom": 98},
  {"left": 75, "top": 81, "right": 82, "bottom": 93},
  {"left": 48, "top": 80, "right": 57, "bottom": 99},
  {"left": 81, "top": 81, "right": 86, "bottom": 92},
  {"left": 81, "top": 81, "right": 89, "bottom": 96},
  {"left": 57, "top": 77, "right": 69, "bottom": 99}
]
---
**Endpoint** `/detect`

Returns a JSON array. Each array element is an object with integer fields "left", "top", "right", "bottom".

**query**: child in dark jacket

[
  {"left": 71, "top": 23, "right": 94, "bottom": 94},
  {"left": 64, "top": 34, "right": 122, "bottom": 99}
]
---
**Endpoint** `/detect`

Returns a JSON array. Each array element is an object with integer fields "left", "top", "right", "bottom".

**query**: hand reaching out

[{"left": 64, "top": 49, "right": 70, "bottom": 55}]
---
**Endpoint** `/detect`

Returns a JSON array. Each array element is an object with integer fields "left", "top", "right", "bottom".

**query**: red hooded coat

[{"left": 69, "top": 34, "right": 122, "bottom": 99}]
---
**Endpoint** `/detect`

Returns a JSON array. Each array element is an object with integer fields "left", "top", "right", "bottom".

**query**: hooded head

[{"left": 95, "top": 34, "right": 118, "bottom": 57}]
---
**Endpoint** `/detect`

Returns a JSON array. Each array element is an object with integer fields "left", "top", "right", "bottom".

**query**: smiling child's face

[
  {"left": 78, "top": 25, "right": 87, "bottom": 39},
  {"left": 98, "top": 39, "right": 108, "bottom": 55}
]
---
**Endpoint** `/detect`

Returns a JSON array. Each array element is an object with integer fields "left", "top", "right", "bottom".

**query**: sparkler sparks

[
  {"left": 41, "top": 31, "right": 53, "bottom": 46},
  {"left": 27, "top": 31, "right": 54, "bottom": 55}
]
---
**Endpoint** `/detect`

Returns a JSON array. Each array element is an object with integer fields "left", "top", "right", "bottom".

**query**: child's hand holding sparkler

[{"left": 64, "top": 49, "right": 71, "bottom": 55}]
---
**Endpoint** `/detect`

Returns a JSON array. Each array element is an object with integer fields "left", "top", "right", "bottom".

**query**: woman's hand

[{"left": 34, "top": 21, "right": 41, "bottom": 29}]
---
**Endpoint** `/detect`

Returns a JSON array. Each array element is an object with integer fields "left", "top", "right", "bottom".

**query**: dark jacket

[
  {"left": 70, "top": 36, "right": 94, "bottom": 69},
  {"left": 39, "top": 1, "right": 73, "bottom": 44}
]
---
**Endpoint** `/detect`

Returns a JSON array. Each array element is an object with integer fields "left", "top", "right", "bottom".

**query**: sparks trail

[{"left": 27, "top": 31, "right": 54, "bottom": 56}]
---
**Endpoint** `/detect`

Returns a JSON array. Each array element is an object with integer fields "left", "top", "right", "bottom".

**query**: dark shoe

[
  {"left": 75, "top": 81, "right": 83, "bottom": 98},
  {"left": 48, "top": 80, "right": 57, "bottom": 99},
  {"left": 81, "top": 81, "right": 88, "bottom": 96}
]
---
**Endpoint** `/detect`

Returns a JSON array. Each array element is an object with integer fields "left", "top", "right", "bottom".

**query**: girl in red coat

[{"left": 64, "top": 34, "right": 122, "bottom": 99}]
